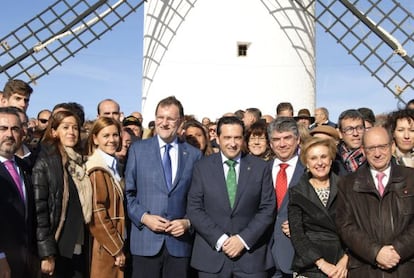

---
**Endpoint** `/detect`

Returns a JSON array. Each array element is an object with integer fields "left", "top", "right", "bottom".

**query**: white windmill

[
  {"left": 141, "top": 0, "right": 316, "bottom": 121},
  {"left": 0, "top": 0, "right": 412, "bottom": 122}
]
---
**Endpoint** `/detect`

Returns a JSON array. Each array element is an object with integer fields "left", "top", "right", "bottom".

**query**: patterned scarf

[
  {"left": 64, "top": 146, "right": 93, "bottom": 224},
  {"left": 339, "top": 142, "right": 366, "bottom": 172},
  {"left": 394, "top": 148, "right": 414, "bottom": 168}
]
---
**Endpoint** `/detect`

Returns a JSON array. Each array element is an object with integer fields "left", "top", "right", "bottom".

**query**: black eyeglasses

[
  {"left": 341, "top": 125, "right": 365, "bottom": 135},
  {"left": 38, "top": 118, "right": 48, "bottom": 124}
]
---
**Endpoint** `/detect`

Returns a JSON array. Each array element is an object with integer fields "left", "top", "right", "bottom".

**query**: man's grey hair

[{"left": 267, "top": 116, "right": 299, "bottom": 139}]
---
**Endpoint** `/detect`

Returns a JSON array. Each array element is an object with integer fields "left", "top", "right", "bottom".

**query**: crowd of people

[{"left": 1, "top": 78, "right": 414, "bottom": 278}]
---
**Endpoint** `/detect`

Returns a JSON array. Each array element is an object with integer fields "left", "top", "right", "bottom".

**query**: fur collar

[{"left": 86, "top": 150, "right": 124, "bottom": 198}]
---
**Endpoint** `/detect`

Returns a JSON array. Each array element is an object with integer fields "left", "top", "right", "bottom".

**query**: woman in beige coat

[{"left": 86, "top": 117, "right": 125, "bottom": 278}]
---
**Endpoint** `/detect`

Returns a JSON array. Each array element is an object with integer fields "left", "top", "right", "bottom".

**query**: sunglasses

[{"left": 38, "top": 118, "right": 49, "bottom": 124}]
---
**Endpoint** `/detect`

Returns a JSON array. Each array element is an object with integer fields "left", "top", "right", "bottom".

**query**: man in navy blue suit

[
  {"left": 268, "top": 117, "right": 305, "bottom": 278},
  {"left": 187, "top": 116, "right": 276, "bottom": 277},
  {"left": 125, "top": 96, "right": 201, "bottom": 278}
]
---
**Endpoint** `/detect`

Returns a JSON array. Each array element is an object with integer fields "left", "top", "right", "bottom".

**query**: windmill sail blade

[
  {"left": 297, "top": 0, "right": 413, "bottom": 104},
  {"left": 0, "top": 0, "right": 144, "bottom": 84}
]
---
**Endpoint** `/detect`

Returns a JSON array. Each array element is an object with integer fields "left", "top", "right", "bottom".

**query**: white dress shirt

[
  {"left": 158, "top": 136, "right": 178, "bottom": 183},
  {"left": 272, "top": 155, "right": 299, "bottom": 189},
  {"left": 370, "top": 166, "right": 391, "bottom": 191},
  {"left": 97, "top": 149, "right": 121, "bottom": 182}
]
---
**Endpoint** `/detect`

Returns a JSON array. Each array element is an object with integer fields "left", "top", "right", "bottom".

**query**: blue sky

[{"left": 0, "top": 1, "right": 409, "bottom": 123}]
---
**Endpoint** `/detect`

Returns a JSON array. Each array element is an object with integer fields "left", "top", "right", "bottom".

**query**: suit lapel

[
  {"left": 0, "top": 158, "right": 26, "bottom": 219},
  {"left": 0, "top": 160, "right": 21, "bottom": 197},
  {"left": 15, "top": 156, "right": 31, "bottom": 218},
  {"left": 150, "top": 138, "right": 169, "bottom": 193},
  {"left": 325, "top": 174, "right": 338, "bottom": 210},
  {"left": 171, "top": 142, "right": 187, "bottom": 191},
  {"left": 211, "top": 154, "right": 233, "bottom": 213},
  {"left": 232, "top": 155, "right": 251, "bottom": 210},
  {"left": 289, "top": 161, "right": 305, "bottom": 189}
]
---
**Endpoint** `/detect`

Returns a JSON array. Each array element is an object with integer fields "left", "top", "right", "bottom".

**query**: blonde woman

[
  {"left": 288, "top": 137, "right": 348, "bottom": 278},
  {"left": 86, "top": 117, "right": 126, "bottom": 278}
]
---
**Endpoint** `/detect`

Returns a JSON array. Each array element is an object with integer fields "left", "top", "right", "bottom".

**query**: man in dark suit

[
  {"left": 336, "top": 126, "right": 414, "bottom": 277},
  {"left": 187, "top": 116, "right": 276, "bottom": 277},
  {"left": 0, "top": 107, "right": 38, "bottom": 278},
  {"left": 126, "top": 96, "right": 201, "bottom": 278},
  {"left": 268, "top": 117, "right": 305, "bottom": 278}
]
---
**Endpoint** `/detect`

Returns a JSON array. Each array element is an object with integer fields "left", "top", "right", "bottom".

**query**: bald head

[
  {"left": 131, "top": 112, "right": 143, "bottom": 123},
  {"left": 362, "top": 126, "right": 393, "bottom": 172},
  {"left": 97, "top": 99, "right": 120, "bottom": 122}
]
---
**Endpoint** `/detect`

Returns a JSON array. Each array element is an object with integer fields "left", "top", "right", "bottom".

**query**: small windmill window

[{"left": 237, "top": 43, "right": 249, "bottom": 57}]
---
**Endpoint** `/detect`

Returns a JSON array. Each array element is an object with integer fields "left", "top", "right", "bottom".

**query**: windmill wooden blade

[
  {"left": 0, "top": 0, "right": 412, "bottom": 106},
  {"left": 0, "top": 0, "right": 144, "bottom": 84},
  {"left": 296, "top": 0, "right": 413, "bottom": 104}
]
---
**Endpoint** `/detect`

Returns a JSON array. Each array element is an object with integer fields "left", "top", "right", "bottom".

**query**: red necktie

[
  {"left": 4, "top": 160, "right": 24, "bottom": 200},
  {"left": 376, "top": 172, "right": 385, "bottom": 197},
  {"left": 276, "top": 163, "right": 289, "bottom": 210}
]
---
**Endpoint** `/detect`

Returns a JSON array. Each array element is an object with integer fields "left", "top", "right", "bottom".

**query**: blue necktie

[
  {"left": 110, "top": 159, "right": 121, "bottom": 181},
  {"left": 162, "top": 144, "right": 172, "bottom": 190}
]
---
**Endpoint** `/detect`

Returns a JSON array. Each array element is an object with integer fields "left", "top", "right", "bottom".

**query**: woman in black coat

[
  {"left": 288, "top": 137, "right": 348, "bottom": 278},
  {"left": 33, "top": 110, "right": 92, "bottom": 277}
]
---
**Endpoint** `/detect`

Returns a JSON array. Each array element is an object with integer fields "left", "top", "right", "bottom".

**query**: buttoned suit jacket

[
  {"left": 0, "top": 156, "right": 38, "bottom": 278},
  {"left": 270, "top": 158, "right": 305, "bottom": 274},
  {"left": 187, "top": 153, "right": 276, "bottom": 274},
  {"left": 126, "top": 136, "right": 201, "bottom": 257}
]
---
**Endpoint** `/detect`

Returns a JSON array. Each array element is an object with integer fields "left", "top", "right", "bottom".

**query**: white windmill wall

[{"left": 141, "top": 0, "right": 315, "bottom": 123}]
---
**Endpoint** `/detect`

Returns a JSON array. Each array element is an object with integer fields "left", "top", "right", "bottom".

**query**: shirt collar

[
  {"left": 0, "top": 155, "right": 14, "bottom": 163},
  {"left": 157, "top": 136, "right": 178, "bottom": 149},
  {"left": 274, "top": 155, "right": 298, "bottom": 168},
  {"left": 370, "top": 165, "right": 391, "bottom": 178},
  {"left": 96, "top": 149, "right": 117, "bottom": 169},
  {"left": 220, "top": 152, "right": 241, "bottom": 165},
  {"left": 18, "top": 144, "right": 31, "bottom": 158}
]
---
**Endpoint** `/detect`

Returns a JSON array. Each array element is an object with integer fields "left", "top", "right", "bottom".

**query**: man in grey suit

[
  {"left": 125, "top": 96, "right": 201, "bottom": 278},
  {"left": 268, "top": 117, "right": 305, "bottom": 278},
  {"left": 187, "top": 116, "right": 276, "bottom": 277}
]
